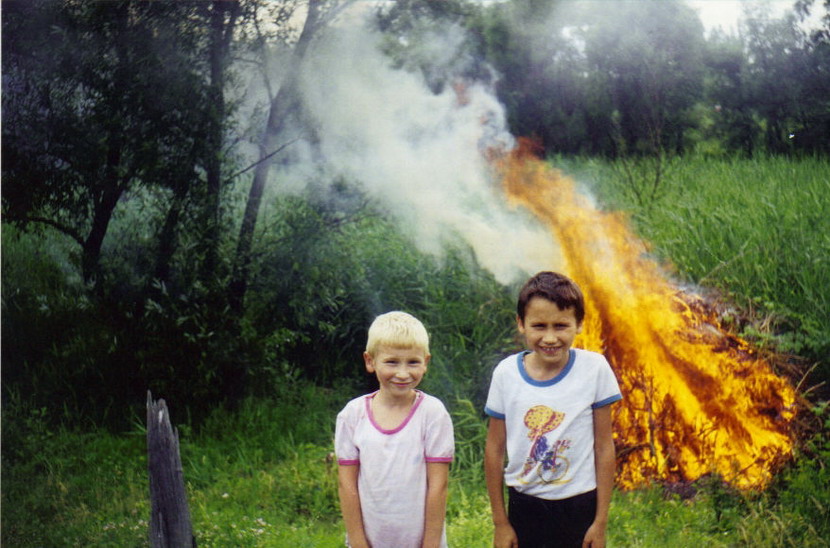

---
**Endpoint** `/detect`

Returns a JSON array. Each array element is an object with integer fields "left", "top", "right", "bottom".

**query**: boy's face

[
  {"left": 517, "top": 296, "right": 582, "bottom": 371},
  {"left": 364, "top": 345, "right": 429, "bottom": 397}
]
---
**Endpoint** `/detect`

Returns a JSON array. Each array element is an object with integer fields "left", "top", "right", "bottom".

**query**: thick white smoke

[{"left": 272, "top": 6, "right": 561, "bottom": 284}]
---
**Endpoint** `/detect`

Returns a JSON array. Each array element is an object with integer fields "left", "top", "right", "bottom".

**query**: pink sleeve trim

[
  {"left": 338, "top": 459, "right": 360, "bottom": 466},
  {"left": 425, "top": 456, "right": 453, "bottom": 463}
]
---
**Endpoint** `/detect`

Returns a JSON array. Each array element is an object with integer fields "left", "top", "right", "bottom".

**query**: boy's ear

[
  {"left": 424, "top": 353, "right": 431, "bottom": 368},
  {"left": 576, "top": 321, "right": 583, "bottom": 334},
  {"left": 363, "top": 351, "right": 375, "bottom": 373},
  {"left": 515, "top": 314, "right": 525, "bottom": 333}
]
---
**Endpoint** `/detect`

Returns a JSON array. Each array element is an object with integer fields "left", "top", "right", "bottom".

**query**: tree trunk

[
  {"left": 228, "top": 0, "right": 323, "bottom": 313},
  {"left": 82, "top": 135, "right": 125, "bottom": 285},
  {"left": 153, "top": 186, "right": 188, "bottom": 284},
  {"left": 82, "top": 2, "right": 131, "bottom": 286},
  {"left": 201, "top": 0, "right": 240, "bottom": 281},
  {"left": 147, "top": 391, "right": 195, "bottom": 548}
]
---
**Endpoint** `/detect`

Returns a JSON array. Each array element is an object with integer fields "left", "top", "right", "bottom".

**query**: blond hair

[{"left": 365, "top": 311, "right": 430, "bottom": 356}]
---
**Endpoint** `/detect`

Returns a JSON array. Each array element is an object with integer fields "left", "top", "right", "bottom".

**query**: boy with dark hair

[{"left": 485, "top": 272, "right": 622, "bottom": 547}]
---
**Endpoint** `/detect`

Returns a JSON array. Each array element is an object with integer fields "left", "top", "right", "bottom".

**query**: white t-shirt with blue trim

[{"left": 485, "top": 349, "right": 622, "bottom": 500}]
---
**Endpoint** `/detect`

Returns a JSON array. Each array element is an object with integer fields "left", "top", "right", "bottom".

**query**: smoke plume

[{"left": 270, "top": 7, "right": 560, "bottom": 284}]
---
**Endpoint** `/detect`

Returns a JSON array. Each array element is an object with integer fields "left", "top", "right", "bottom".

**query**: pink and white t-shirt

[{"left": 335, "top": 390, "right": 454, "bottom": 548}]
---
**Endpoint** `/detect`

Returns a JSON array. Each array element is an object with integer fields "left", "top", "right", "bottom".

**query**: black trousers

[{"left": 507, "top": 487, "right": 597, "bottom": 548}]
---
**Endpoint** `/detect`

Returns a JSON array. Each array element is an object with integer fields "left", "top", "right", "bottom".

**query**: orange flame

[{"left": 498, "top": 141, "right": 796, "bottom": 490}]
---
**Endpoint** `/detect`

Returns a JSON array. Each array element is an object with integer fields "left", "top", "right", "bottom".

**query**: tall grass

[{"left": 555, "top": 154, "right": 830, "bottom": 382}]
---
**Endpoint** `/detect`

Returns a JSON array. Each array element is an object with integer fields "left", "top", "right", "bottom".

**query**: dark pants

[{"left": 508, "top": 487, "right": 597, "bottom": 548}]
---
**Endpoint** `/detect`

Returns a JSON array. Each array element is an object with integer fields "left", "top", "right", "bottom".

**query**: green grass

[
  {"left": 3, "top": 391, "right": 829, "bottom": 547},
  {"left": 1, "top": 404, "right": 150, "bottom": 546},
  {"left": 2, "top": 383, "right": 349, "bottom": 547}
]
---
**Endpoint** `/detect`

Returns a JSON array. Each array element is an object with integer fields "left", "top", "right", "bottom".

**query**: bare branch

[
  {"left": 222, "top": 137, "right": 300, "bottom": 184},
  {"left": 17, "top": 216, "right": 86, "bottom": 248}
]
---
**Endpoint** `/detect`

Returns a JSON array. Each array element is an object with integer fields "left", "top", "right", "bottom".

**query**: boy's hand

[
  {"left": 581, "top": 521, "right": 606, "bottom": 548},
  {"left": 493, "top": 522, "right": 518, "bottom": 548}
]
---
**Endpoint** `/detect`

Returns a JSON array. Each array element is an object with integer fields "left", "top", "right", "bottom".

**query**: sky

[
  {"left": 687, "top": 0, "right": 805, "bottom": 33},
  {"left": 350, "top": 1, "right": 814, "bottom": 35}
]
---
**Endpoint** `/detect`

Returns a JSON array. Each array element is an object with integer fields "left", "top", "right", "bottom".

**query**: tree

[
  {"left": 468, "top": 0, "right": 707, "bottom": 157},
  {"left": 580, "top": 0, "right": 706, "bottom": 157},
  {"left": 2, "top": 0, "right": 212, "bottom": 285},
  {"left": 199, "top": 0, "right": 241, "bottom": 282},
  {"left": 742, "top": 10, "right": 808, "bottom": 152},
  {"left": 700, "top": 2, "right": 830, "bottom": 156},
  {"left": 375, "top": 0, "right": 482, "bottom": 91},
  {"left": 149, "top": 1, "right": 242, "bottom": 287},
  {"left": 704, "top": 30, "right": 762, "bottom": 155},
  {"left": 229, "top": 0, "right": 342, "bottom": 313},
  {"left": 2, "top": 0, "right": 256, "bottom": 419},
  {"left": 742, "top": 2, "right": 830, "bottom": 153},
  {"left": 469, "top": 0, "right": 614, "bottom": 155}
]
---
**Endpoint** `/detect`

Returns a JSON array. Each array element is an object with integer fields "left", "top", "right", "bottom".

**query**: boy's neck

[
  {"left": 371, "top": 389, "right": 418, "bottom": 431},
  {"left": 374, "top": 388, "right": 418, "bottom": 408},
  {"left": 525, "top": 351, "right": 568, "bottom": 380}
]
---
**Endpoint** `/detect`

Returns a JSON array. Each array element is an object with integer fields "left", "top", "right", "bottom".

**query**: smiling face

[
  {"left": 364, "top": 345, "right": 429, "bottom": 400},
  {"left": 518, "top": 296, "right": 582, "bottom": 374}
]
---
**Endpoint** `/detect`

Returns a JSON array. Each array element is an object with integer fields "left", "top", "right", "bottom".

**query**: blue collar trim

[{"left": 517, "top": 349, "right": 575, "bottom": 386}]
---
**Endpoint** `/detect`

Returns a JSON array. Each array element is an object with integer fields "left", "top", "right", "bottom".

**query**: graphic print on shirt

[{"left": 520, "top": 404, "right": 571, "bottom": 484}]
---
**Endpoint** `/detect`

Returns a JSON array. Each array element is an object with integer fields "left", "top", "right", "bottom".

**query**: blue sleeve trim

[
  {"left": 592, "top": 394, "right": 622, "bottom": 409},
  {"left": 484, "top": 406, "right": 505, "bottom": 420}
]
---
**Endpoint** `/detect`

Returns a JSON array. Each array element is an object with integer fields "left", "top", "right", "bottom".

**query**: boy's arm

[
  {"left": 338, "top": 464, "right": 370, "bottom": 548},
  {"left": 422, "top": 461, "right": 450, "bottom": 548},
  {"left": 484, "top": 417, "right": 518, "bottom": 548},
  {"left": 583, "top": 404, "right": 615, "bottom": 548}
]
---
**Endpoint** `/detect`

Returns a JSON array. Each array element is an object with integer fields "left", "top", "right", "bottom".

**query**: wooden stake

[{"left": 147, "top": 391, "right": 195, "bottom": 547}]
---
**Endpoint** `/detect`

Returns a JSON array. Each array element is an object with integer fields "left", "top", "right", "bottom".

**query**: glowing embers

[{"left": 498, "top": 143, "right": 796, "bottom": 490}]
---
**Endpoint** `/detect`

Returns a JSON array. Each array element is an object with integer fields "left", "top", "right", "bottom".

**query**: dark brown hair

[{"left": 517, "top": 271, "right": 585, "bottom": 324}]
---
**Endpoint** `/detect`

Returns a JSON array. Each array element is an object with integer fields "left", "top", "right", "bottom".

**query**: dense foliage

[{"left": 3, "top": 0, "right": 828, "bottom": 428}]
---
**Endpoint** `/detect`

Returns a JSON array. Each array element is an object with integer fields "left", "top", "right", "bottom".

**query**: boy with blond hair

[
  {"left": 335, "top": 311, "right": 454, "bottom": 548},
  {"left": 485, "top": 272, "right": 622, "bottom": 548}
]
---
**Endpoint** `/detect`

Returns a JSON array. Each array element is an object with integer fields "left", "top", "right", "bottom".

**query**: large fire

[{"left": 497, "top": 141, "right": 796, "bottom": 490}]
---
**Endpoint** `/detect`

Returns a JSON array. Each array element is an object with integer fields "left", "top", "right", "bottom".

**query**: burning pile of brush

[{"left": 497, "top": 142, "right": 797, "bottom": 490}]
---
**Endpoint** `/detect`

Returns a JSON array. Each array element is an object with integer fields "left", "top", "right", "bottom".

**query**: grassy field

[
  {"left": 3, "top": 387, "right": 828, "bottom": 547},
  {"left": 3, "top": 155, "right": 829, "bottom": 546}
]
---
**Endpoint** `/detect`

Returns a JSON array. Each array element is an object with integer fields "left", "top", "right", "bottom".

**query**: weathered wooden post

[{"left": 147, "top": 391, "right": 195, "bottom": 548}]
